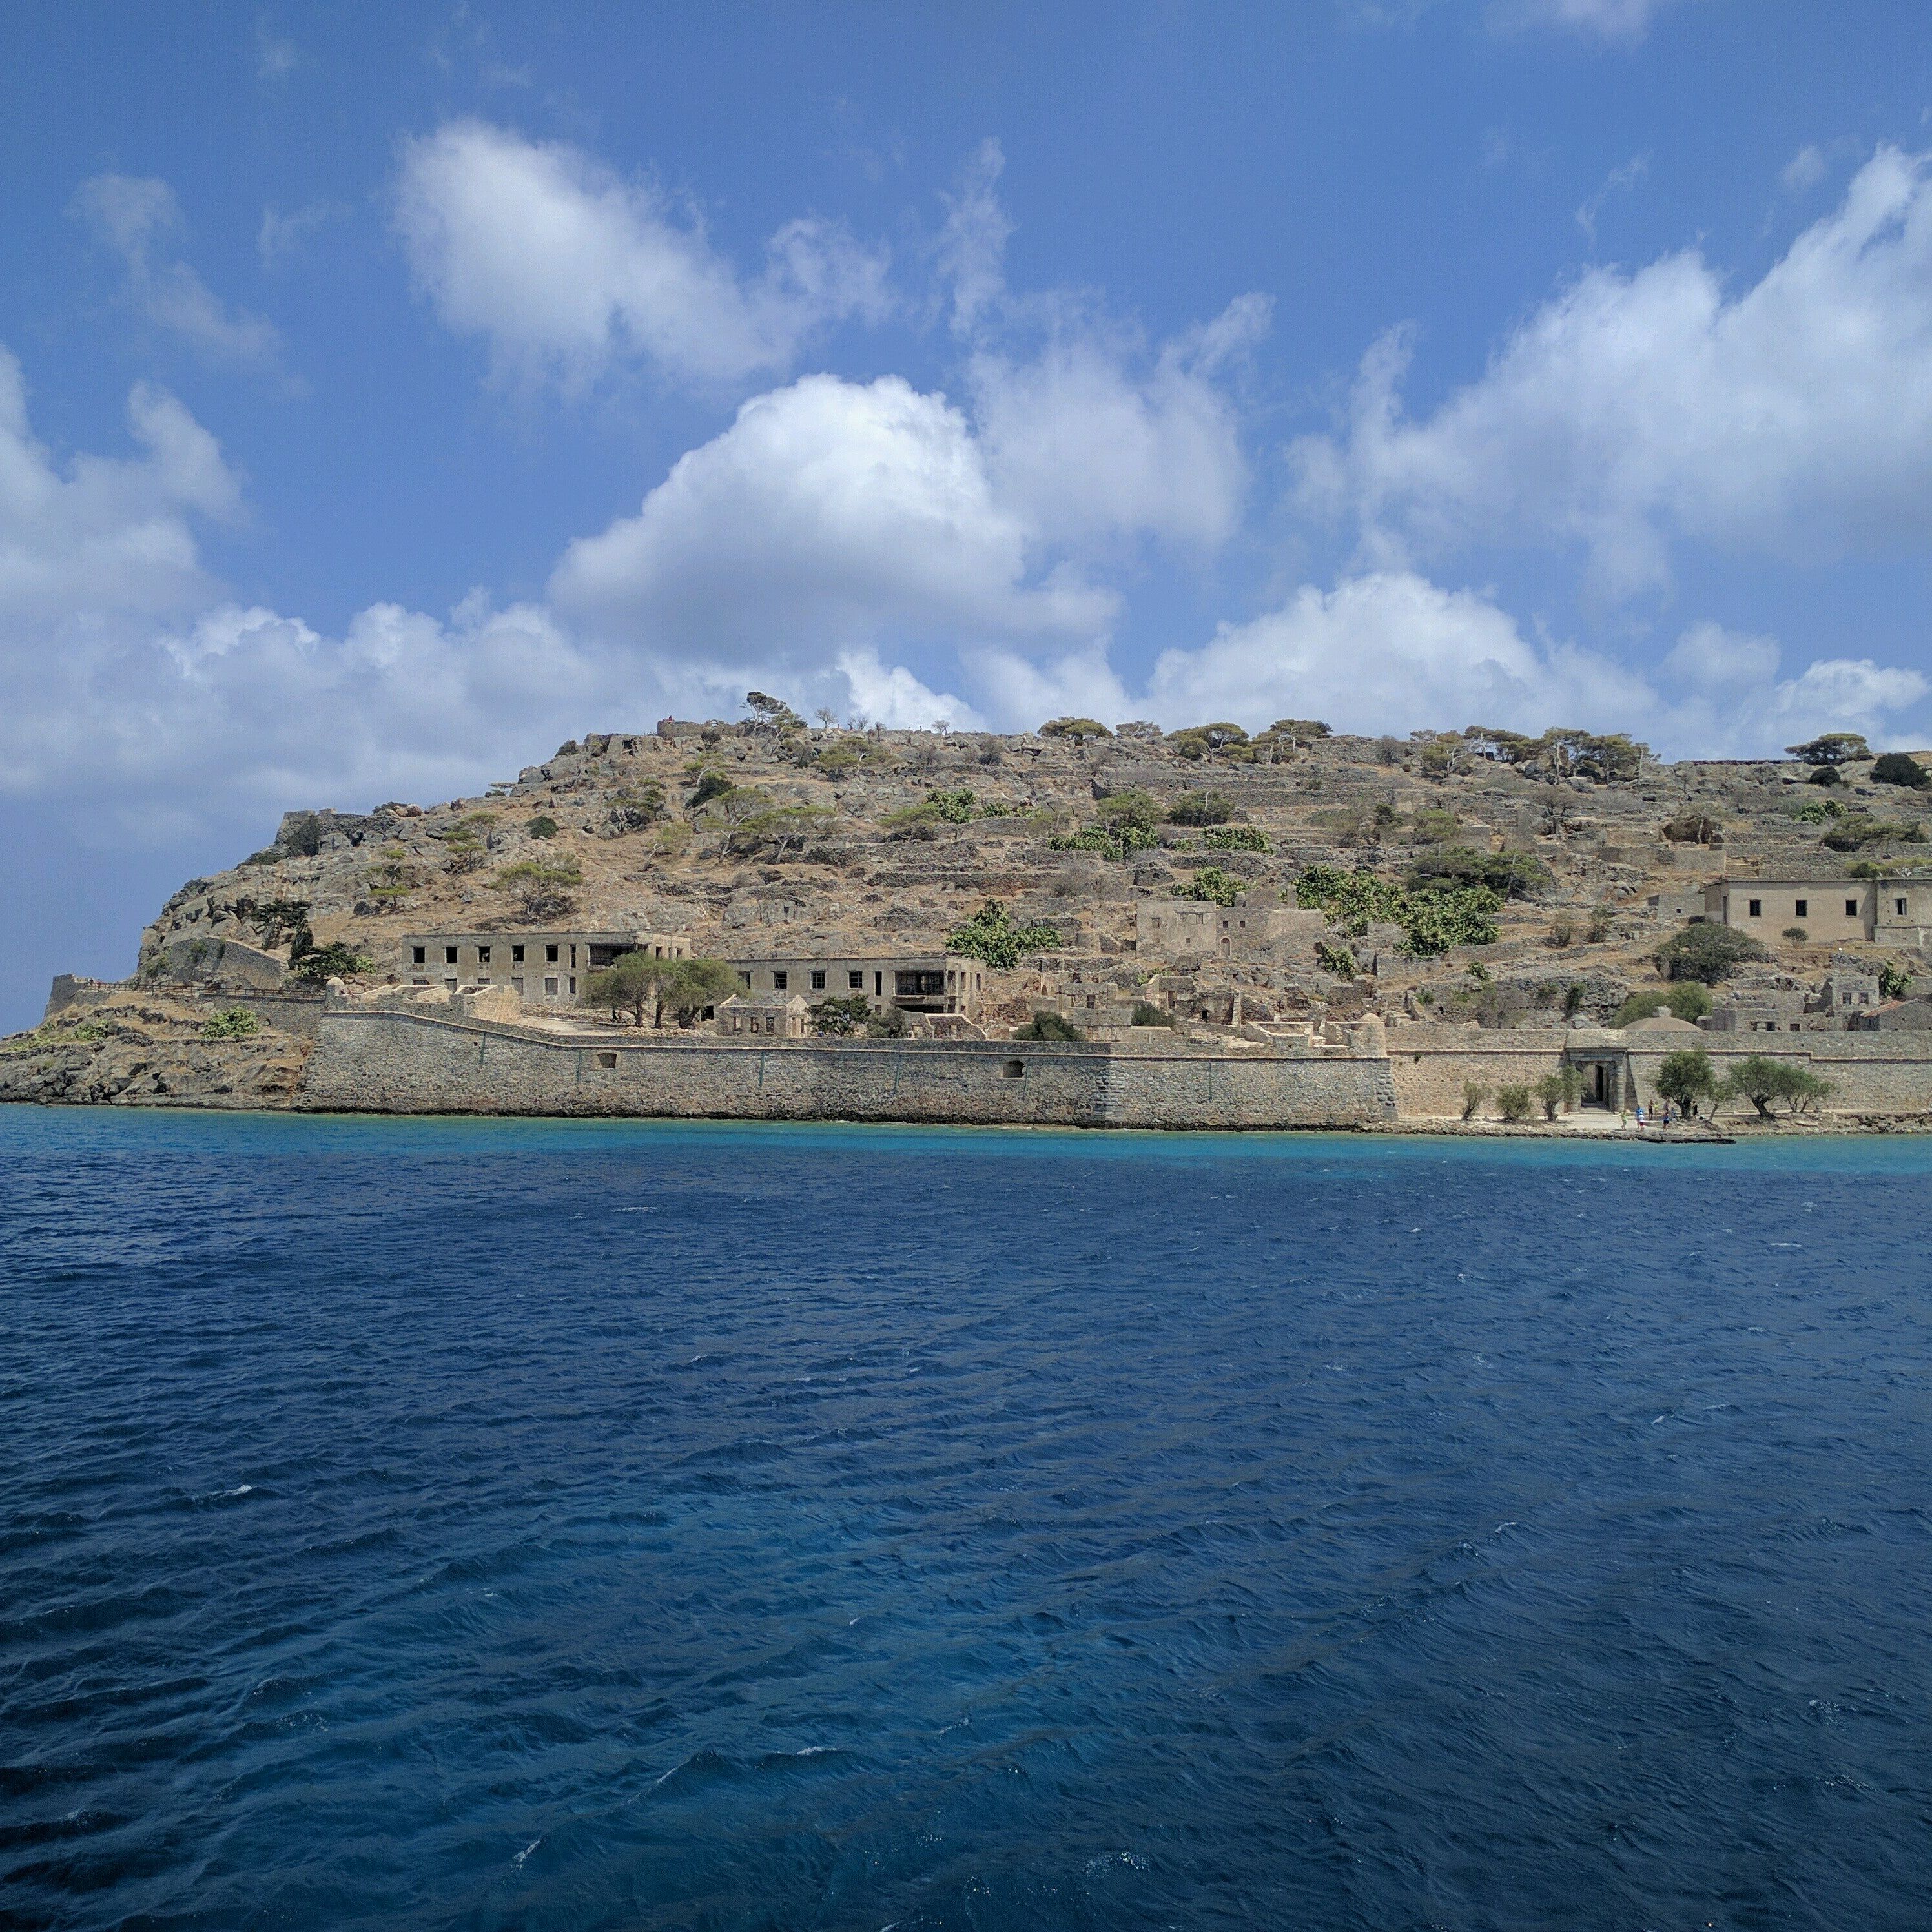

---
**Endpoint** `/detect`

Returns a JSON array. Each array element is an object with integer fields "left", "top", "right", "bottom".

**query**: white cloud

[
  {"left": 551, "top": 372, "right": 1116, "bottom": 666},
  {"left": 0, "top": 348, "right": 238, "bottom": 633},
  {"left": 1294, "top": 148, "right": 1932, "bottom": 599},
  {"left": 394, "top": 120, "right": 890, "bottom": 389},
  {"left": 971, "top": 296, "right": 1266, "bottom": 551},
  {"left": 1140, "top": 572, "right": 1927, "bottom": 757},
  {"left": 1574, "top": 152, "right": 1649, "bottom": 245},
  {"left": 836, "top": 648, "right": 982, "bottom": 730},
  {"left": 1782, "top": 144, "right": 1829, "bottom": 195},
  {"left": 70, "top": 174, "right": 281, "bottom": 367},
  {"left": 1485, "top": 0, "right": 1684, "bottom": 41},
  {"left": 938, "top": 137, "right": 1013, "bottom": 335}
]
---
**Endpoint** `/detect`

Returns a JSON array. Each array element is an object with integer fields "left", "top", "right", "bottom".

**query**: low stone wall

[{"left": 298, "top": 1010, "right": 1397, "bottom": 1129}]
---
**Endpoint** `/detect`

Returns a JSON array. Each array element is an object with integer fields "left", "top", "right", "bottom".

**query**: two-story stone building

[
  {"left": 401, "top": 929, "right": 690, "bottom": 1007},
  {"left": 1703, "top": 876, "right": 1930, "bottom": 947}
]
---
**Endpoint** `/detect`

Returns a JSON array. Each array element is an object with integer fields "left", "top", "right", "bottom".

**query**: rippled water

[{"left": 3, "top": 1109, "right": 1931, "bottom": 1929}]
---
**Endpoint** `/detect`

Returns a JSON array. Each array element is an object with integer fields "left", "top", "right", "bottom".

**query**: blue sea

[{"left": 3, "top": 1110, "right": 1931, "bottom": 1930}]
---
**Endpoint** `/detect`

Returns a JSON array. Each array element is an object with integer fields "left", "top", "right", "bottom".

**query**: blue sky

[{"left": 6, "top": 0, "right": 1932, "bottom": 1026}]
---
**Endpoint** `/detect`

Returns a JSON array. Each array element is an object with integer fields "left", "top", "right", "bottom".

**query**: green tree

[
  {"left": 1787, "top": 732, "right": 1869, "bottom": 766},
  {"left": 291, "top": 942, "right": 373, "bottom": 983},
  {"left": 1878, "top": 959, "right": 1914, "bottom": 1000},
  {"left": 1038, "top": 716, "right": 1111, "bottom": 739},
  {"left": 201, "top": 1006, "right": 260, "bottom": 1040},
  {"left": 1720, "top": 1055, "right": 1832, "bottom": 1118},
  {"left": 948, "top": 901, "right": 1062, "bottom": 971},
  {"left": 1460, "top": 1080, "right": 1488, "bottom": 1122},
  {"left": 1654, "top": 1048, "right": 1719, "bottom": 1118},
  {"left": 1129, "top": 1002, "right": 1172, "bottom": 1026},
  {"left": 808, "top": 994, "right": 874, "bottom": 1035},
  {"left": 1315, "top": 941, "right": 1357, "bottom": 977},
  {"left": 437, "top": 811, "right": 497, "bottom": 873},
  {"left": 1167, "top": 789, "right": 1233, "bottom": 827},
  {"left": 1398, "top": 885, "right": 1501, "bottom": 958},
  {"left": 528, "top": 814, "right": 560, "bottom": 838},
  {"left": 584, "top": 953, "right": 673, "bottom": 1026},
  {"left": 496, "top": 858, "right": 582, "bottom": 920},
  {"left": 657, "top": 958, "right": 743, "bottom": 1027},
  {"left": 1656, "top": 923, "right": 1769, "bottom": 983}
]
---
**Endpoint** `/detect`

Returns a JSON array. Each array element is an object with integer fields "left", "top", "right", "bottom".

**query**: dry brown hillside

[{"left": 118, "top": 717, "right": 1932, "bottom": 1034}]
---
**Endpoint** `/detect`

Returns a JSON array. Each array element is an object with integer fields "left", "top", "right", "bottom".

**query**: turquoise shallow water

[{"left": 3, "top": 1108, "right": 1931, "bottom": 1929}]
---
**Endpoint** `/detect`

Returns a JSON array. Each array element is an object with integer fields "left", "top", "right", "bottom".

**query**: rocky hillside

[{"left": 11, "top": 715, "right": 1931, "bottom": 1102}]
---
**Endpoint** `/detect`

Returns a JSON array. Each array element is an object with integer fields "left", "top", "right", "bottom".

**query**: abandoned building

[
  {"left": 1702, "top": 877, "right": 1929, "bottom": 947},
  {"left": 724, "top": 953, "right": 985, "bottom": 1021},
  {"left": 1132, "top": 894, "right": 1325, "bottom": 960},
  {"left": 401, "top": 930, "right": 690, "bottom": 1004},
  {"left": 715, "top": 992, "right": 811, "bottom": 1038}
]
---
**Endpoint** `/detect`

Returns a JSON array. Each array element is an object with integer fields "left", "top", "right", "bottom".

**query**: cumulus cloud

[
  {"left": 970, "top": 296, "right": 1267, "bottom": 551},
  {"left": 1139, "top": 572, "right": 1927, "bottom": 758},
  {"left": 551, "top": 372, "right": 1115, "bottom": 670},
  {"left": 70, "top": 174, "right": 281, "bottom": 366},
  {"left": 394, "top": 120, "right": 890, "bottom": 389},
  {"left": 1294, "top": 147, "right": 1932, "bottom": 599}
]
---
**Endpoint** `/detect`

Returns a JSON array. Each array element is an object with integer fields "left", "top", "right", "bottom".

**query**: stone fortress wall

[{"left": 299, "top": 1009, "right": 1400, "bottom": 1130}]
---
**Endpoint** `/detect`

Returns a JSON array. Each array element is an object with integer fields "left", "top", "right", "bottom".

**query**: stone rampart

[{"left": 298, "top": 1010, "right": 1397, "bottom": 1129}]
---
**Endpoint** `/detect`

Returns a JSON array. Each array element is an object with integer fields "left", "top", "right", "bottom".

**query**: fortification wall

[
  {"left": 1386, "top": 1022, "right": 1932, "bottom": 1118},
  {"left": 298, "top": 1011, "right": 1397, "bottom": 1129},
  {"left": 1385, "top": 1027, "right": 1576, "bottom": 1116}
]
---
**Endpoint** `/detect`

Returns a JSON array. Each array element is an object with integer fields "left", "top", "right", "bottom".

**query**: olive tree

[{"left": 1654, "top": 1048, "right": 1719, "bottom": 1119}]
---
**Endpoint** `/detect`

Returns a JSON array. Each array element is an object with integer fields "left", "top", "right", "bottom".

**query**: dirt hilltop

[{"left": 6, "top": 715, "right": 1931, "bottom": 1113}]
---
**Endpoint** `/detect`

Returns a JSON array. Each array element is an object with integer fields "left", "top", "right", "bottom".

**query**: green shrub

[
  {"left": 1782, "top": 925, "right": 1808, "bottom": 943},
  {"left": 1406, "top": 845, "right": 1550, "bottom": 899},
  {"left": 1038, "top": 717, "right": 1111, "bottom": 739},
  {"left": 1176, "top": 866, "right": 1241, "bottom": 908},
  {"left": 1534, "top": 1071, "right": 1569, "bottom": 1120},
  {"left": 688, "top": 770, "right": 735, "bottom": 809},
  {"left": 528, "top": 814, "right": 560, "bottom": 838},
  {"left": 1167, "top": 790, "right": 1233, "bottom": 827},
  {"left": 1014, "top": 1011, "right": 1085, "bottom": 1042},
  {"left": 1129, "top": 1002, "right": 1172, "bottom": 1027},
  {"left": 1460, "top": 1080, "right": 1488, "bottom": 1122},
  {"left": 948, "top": 901, "right": 1062, "bottom": 971},
  {"left": 808, "top": 994, "right": 874, "bottom": 1035},
  {"left": 201, "top": 1006, "right": 259, "bottom": 1040},
  {"left": 1495, "top": 1083, "right": 1532, "bottom": 1124},
  {"left": 1879, "top": 959, "right": 1914, "bottom": 1000},
  {"left": 1315, "top": 941, "right": 1358, "bottom": 977},
  {"left": 1656, "top": 923, "right": 1769, "bottom": 983},
  {"left": 1202, "top": 825, "right": 1269, "bottom": 852},
  {"left": 1610, "top": 983, "right": 1712, "bottom": 1027},
  {"left": 1871, "top": 752, "right": 1931, "bottom": 788}
]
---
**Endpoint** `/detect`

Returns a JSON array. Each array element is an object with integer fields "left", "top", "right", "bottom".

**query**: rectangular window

[
  {"left": 1747, "top": 899, "right": 1762, "bottom": 918},
  {"left": 445, "top": 945, "right": 459, "bottom": 963},
  {"left": 544, "top": 976, "right": 558, "bottom": 994},
  {"left": 738, "top": 970, "right": 752, "bottom": 987},
  {"left": 445, "top": 978, "right": 457, "bottom": 991},
  {"left": 412, "top": 945, "right": 426, "bottom": 965},
  {"left": 1795, "top": 899, "right": 1808, "bottom": 919},
  {"left": 875, "top": 972, "right": 883, "bottom": 996},
  {"left": 478, "top": 945, "right": 491, "bottom": 964},
  {"left": 570, "top": 945, "right": 578, "bottom": 967},
  {"left": 1898, "top": 898, "right": 1909, "bottom": 916},
  {"left": 1847, "top": 899, "right": 1859, "bottom": 917},
  {"left": 546, "top": 944, "right": 559, "bottom": 963},
  {"left": 512, "top": 977, "right": 524, "bottom": 994},
  {"left": 512, "top": 944, "right": 525, "bottom": 963},
  {"left": 810, "top": 970, "right": 826, "bottom": 990},
  {"left": 568, "top": 976, "right": 577, "bottom": 994},
  {"left": 596, "top": 1052, "right": 616, "bottom": 1069},
  {"left": 848, "top": 970, "right": 863, "bottom": 990},
  {"left": 773, "top": 970, "right": 788, "bottom": 990}
]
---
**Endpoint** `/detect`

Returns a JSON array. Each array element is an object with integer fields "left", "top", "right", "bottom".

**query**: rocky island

[{"left": 9, "top": 712, "right": 1932, "bottom": 1131}]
